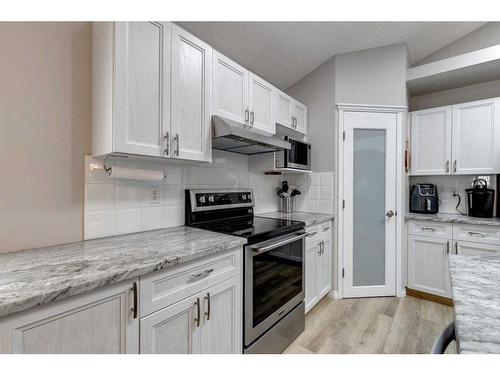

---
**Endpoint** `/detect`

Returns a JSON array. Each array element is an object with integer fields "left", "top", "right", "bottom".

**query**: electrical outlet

[{"left": 148, "top": 186, "right": 161, "bottom": 205}]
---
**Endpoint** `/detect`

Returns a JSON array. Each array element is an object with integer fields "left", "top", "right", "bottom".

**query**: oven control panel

[{"left": 195, "top": 191, "right": 253, "bottom": 208}]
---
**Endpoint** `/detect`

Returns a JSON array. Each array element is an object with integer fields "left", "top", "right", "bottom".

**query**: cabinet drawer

[
  {"left": 319, "top": 221, "right": 332, "bottom": 241},
  {"left": 455, "top": 240, "right": 500, "bottom": 256},
  {"left": 453, "top": 224, "right": 500, "bottom": 245},
  {"left": 408, "top": 221, "right": 452, "bottom": 239},
  {"left": 306, "top": 225, "right": 320, "bottom": 248},
  {"left": 140, "top": 248, "right": 241, "bottom": 317}
]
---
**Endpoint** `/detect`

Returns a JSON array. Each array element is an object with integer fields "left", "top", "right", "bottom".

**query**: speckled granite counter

[
  {"left": 449, "top": 254, "right": 500, "bottom": 353},
  {"left": 0, "top": 227, "right": 246, "bottom": 318},
  {"left": 405, "top": 212, "right": 500, "bottom": 227},
  {"left": 257, "top": 212, "right": 334, "bottom": 227}
]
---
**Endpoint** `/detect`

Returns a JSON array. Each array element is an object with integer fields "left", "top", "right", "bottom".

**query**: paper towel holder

[{"left": 102, "top": 155, "right": 167, "bottom": 180}]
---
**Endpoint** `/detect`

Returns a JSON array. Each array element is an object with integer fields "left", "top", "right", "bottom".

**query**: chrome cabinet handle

[
  {"left": 131, "top": 281, "right": 138, "bottom": 319},
  {"left": 164, "top": 131, "right": 169, "bottom": 156},
  {"left": 291, "top": 115, "right": 294, "bottom": 127},
  {"left": 468, "top": 231, "right": 486, "bottom": 237},
  {"left": 422, "top": 227, "right": 437, "bottom": 232},
  {"left": 250, "top": 111, "right": 254, "bottom": 126},
  {"left": 307, "top": 231, "right": 317, "bottom": 237},
  {"left": 321, "top": 241, "right": 325, "bottom": 255},
  {"left": 323, "top": 227, "right": 330, "bottom": 232},
  {"left": 317, "top": 241, "right": 322, "bottom": 254},
  {"left": 190, "top": 268, "right": 214, "bottom": 281},
  {"left": 194, "top": 298, "right": 200, "bottom": 327},
  {"left": 455, "top": 242, "right": 458, "bottom": 254},
  {"left": 445, "top": 160, "right": 450, "bottom": 173},
  {"left": 245, "top": 109, "right": 249, "bottom": 124},
  {"left": 173, "top": 133, "right": 179, "bottom": 156},
  {"left": 204, "top": 293, "right": 211, "bottom": 321},
  {"left": 453, "top": 160, "right": 457, "bottom": 173},
  {"left": 446, "top": 241, "right": 450, "bottom": 254}
]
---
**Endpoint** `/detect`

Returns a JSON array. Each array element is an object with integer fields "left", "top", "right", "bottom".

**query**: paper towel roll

[{"left": 107, "top": 166, "right": 165, "bottom": 181}]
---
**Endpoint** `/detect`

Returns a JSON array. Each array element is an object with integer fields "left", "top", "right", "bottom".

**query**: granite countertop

[
  {"left": 449, "top": 254, "right": 500, "bottom": 353},
  {"left": 405, "top": 212, "right": 500, "bottom": 227},
  {"left": 0, "top": 227, "right": 246, "bottom": 318},
  {"left": 257, "top": 211, "right": 334, "bottom": 227}
]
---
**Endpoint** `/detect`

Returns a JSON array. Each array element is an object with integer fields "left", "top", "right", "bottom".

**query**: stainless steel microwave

[{"left": 275, "top": 137, "right": 311, "bottom": 171}]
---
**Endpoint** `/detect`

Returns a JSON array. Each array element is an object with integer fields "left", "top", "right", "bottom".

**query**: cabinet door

[
  {"left": 248, "top": 72, "right": 275, "bottom": 136},
  {"left": 200, "top": 276, "right": 242, "bottom": 354},
  {"left": 407, "top": 236, "right": 451, "bottom": 298},
  {"left": 140, "top": 293, "right": 201, "bottom": 354},
  {"left": 171, "top": 24, "right": 212, "bottom": 162},
  {"left": 452, "top": 99, "right": 500, "bottom": 174},
  {"left": 274, "top": 90, "right": 294, "bottom": 128},
  {"left": 213, "top": 51, "right": 249, "bottom": 125},
  {"left": 294, "top": 101, "right": 308, "bottom": 135},
  {"left": 410, "top": 106, "right": 452, "bottom": 175},
  {"left": 455, "top": 240, "right": 500, "bottom": 256},
  {"left": 0, "top": 281, "right": 138, "bottom": 354},
  {"left": 114, "top": 22, "right": 170, "bottom": 157},
  {"left": 305, "top": 243, "right": 319, "bottom": 313},
  {"left": 317, "top": 238, "right": 332, "bottom": 299}
]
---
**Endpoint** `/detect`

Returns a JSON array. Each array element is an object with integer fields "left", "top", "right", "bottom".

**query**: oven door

[
  {"left": 286, "top": 139, "right": 311, "bottom": 170},
  {"left": 244, "top": 231, "right": 306, "bottom": 346}
]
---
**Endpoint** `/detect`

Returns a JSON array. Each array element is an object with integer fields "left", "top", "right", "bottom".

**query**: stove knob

[
  {"left": 208, "top": 195, "right": 214, "bottom": 203},
  {"left": 247, "top": 194, "right": 252, "bottom": 201},
  {"left": 199, "top": 196, "right": 206, "bottom": 204},
  {"left": 241, "top": 194, "right": 247, "bottom": 201}
]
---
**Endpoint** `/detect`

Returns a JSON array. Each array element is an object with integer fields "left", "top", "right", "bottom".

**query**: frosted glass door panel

[{"left": 353, "top": 129, "right": 386, "bottom": 287}]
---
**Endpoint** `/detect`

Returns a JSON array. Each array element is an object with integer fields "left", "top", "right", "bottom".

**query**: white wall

[
  {"left": 286, "top": 58, "right": 335, "bottom": 172},
  {"left": 334, "top": 43, "right": 408, "bottom": 107},
  {"left": 414, "top": 22, "right": 500, "bottom": 66},
  {"left": 0, "top": 22, "right": 91, "bottom": 253}
]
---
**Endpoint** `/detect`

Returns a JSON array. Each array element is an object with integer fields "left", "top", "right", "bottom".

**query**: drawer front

[
  {"left": 455, "top": 240, "right": 500, "bottom": 256},
  {"left": 306, "top": 225, "right": 320, "bottom": 248},
  {"left": 408, "top": 220, "right": 452, "bottom": 239},
  {"left": 453, "top": 223, "right": 500, "bottom": 245},
  {"left": 140, "top": 248, "right": 241, "bottom": 317},
  {"left": 319, "top": 221, "right": 332, "bottom": 242}
]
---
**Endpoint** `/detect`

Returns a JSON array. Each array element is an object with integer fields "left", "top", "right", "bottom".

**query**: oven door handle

[{"left": 249, "top": 232, "right": 308, "bottom": 254}]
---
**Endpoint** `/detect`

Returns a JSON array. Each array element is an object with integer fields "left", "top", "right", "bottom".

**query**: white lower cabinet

[
  {"left": 140, "top": 276, "right": 241, "bottom": 354},
  {"left": 0, "top": 280, "right": 139, "bottom": 354},
  {"left": 454, "top": 240, "right": 500, "bottom": 256},
  {"left": 407, "top": 235, "right": 451, "bottom": 298},
  {"left": 305, "top": 222, "right": 332, "bottom": 313}
]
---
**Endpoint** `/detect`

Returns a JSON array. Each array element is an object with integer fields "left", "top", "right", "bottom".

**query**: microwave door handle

[{"left": 249, "top": 233, "right": 308, "bottom": 254}]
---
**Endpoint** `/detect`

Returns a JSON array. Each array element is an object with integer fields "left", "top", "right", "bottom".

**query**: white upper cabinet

[
  {"left": 275, "top": 91, "right": 294, "bottom": 128},
  {"left": 410, "top": 106, "right": 452, "bottom": 176},
  {"left": 452, "top": 98, "right": 500, "bottom": 175},
  {"left": 409, "top": 97, "right": 500, "bottom": 175},
  {"left": 248, "top": 73, "right": 275, "bottom": 135},
  {"left": 92, "top": 22, "right": 211, "bottom": 162},
  {"left": 113, "top": 22, "right": 170, "bottom": 157},
  {"left": 294, "top": 101, "right": 308, "bottom": 135},
  {"left": 212, "top": 51, "right": 249, "bottom": 125},
  {"left": 171, "top": 24, "right": 213, "bottom": 162},
  {"left": 273, "top": 89, "right": 307, "bottom": 135}
]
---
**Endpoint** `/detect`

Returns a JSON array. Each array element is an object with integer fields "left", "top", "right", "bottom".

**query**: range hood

[{"left": 212, "top": 115, "right": 291, "bottom": 155}]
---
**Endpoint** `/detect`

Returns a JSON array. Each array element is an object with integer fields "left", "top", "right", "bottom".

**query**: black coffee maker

[
  {"left": 466, "top": 179, "right": 495, "bottom": 218},
  {"left": 410, "top": 184, "right": 439, "bottom": 214}
]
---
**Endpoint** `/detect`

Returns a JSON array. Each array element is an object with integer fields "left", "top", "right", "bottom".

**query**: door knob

[{"left": 385, "top": 210, "right": 395, "bottom": 218}]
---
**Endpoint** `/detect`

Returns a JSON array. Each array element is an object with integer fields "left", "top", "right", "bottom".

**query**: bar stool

[{"left": 431, "top": 321, "right": 456, "bottom": 354}]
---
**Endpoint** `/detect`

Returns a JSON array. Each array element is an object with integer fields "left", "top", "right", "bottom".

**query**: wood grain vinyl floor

[{"left": 284, "top": 296, "right": 456, "bottom": 354}]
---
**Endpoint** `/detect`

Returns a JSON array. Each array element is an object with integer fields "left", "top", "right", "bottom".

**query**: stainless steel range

[{"left": 185, "top": 188, "right": 306, "bottom": 354}]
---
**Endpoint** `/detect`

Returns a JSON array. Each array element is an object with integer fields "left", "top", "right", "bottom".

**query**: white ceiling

[{"left": 178, "top": 22, "right": 486, "bottom": 89}]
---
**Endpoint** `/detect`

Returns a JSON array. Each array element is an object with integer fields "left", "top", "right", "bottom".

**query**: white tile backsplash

[{"left": 84, "top": 154, "right": 336, "bottom": 239}]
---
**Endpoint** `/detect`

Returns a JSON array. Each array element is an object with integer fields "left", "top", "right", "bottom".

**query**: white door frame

[{"left": 335, "top": 103, "right": 406, "bottom": 299}]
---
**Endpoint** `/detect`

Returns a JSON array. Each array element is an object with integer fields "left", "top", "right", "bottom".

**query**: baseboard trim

[{"left": 406, "top": 288, "right": 453, "bottom": 306}]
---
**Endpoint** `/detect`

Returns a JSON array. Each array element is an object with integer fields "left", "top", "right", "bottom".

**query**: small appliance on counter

[
  {"left": 410, "top": 183, "right": 439, "bottom": 214},
  {"left": 276, "top": 180, "right": 301, "bottom": 213},
  {"left": 466, "top": 178, "right": 495, "bottom": 218}
]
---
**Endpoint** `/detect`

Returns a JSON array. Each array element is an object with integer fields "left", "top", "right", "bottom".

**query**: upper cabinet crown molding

[
  {"left": 410, "top": 97, "right": 500, "bottom": 176},
  {"left": 92, "top": 22, "right": 212, "bottom": 163}
]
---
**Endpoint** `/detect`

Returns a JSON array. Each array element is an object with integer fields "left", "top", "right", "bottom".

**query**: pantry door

[{"left": 342, "top": 111, "right": 397, "bottom": 297}]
